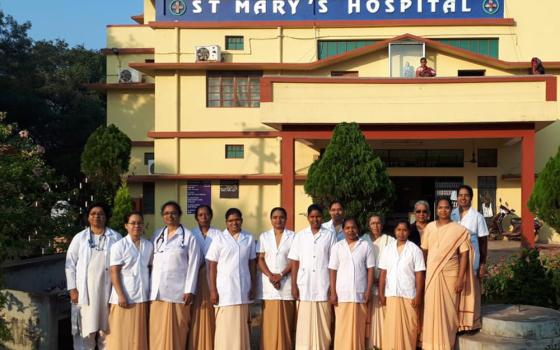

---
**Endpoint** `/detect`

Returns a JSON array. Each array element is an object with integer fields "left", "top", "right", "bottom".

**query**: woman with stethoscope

[
  {"left": 188, "top": 205, "right": 222, "bottom": 350},
  {"left": 65, "top": 203, "right": 122, "bottom": 350},
  {"left": 149, "top": 201, "right": 201, "bottom": 350}
]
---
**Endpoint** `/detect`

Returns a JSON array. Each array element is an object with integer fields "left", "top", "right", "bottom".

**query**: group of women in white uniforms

[{"left": 66, "top": 195, "right": 474, "bottom": 350}]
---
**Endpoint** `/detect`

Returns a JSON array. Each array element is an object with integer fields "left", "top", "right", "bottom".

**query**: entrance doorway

[{"left": 388, "top": 176, "right": 463, "bottom": 229}]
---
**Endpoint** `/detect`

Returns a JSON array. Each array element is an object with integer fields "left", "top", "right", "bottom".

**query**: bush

[
  {"left": 304, "top": 122, "right": 395, "bottom": 230},
  {"left": 109, "top": 183, "right": 133, "bottom": 234},
  {"left": 528, "top": 146, "right": 560, "bottom": 232},
  {"left": 483, "top": 249, "right": 559, "bottom": 309}
]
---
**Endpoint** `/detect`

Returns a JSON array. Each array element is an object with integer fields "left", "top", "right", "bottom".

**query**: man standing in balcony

[
  {"left": 451, "top": 184, "right": 489, "bottom": 331},
  {"left": 416, "top": 57, "right": 437, "bottom": 77}
]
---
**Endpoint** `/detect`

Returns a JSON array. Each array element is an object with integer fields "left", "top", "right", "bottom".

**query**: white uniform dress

[
  {"left": 65, "top": 227, "right": 122, "bottom": 350},
  {"left": 288, "top": 226, "right": 337, "bottom": 350},
  {"left": 323, "top": 219, "right": 344, "bottom": 241},
  {"left": 206, "top": 229, "right": 257, "bottom": 350}
]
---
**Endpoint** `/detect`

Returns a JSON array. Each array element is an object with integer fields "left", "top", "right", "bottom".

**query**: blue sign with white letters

[{"left": 156, "top": 0, "right": 504, "bottom": 22}]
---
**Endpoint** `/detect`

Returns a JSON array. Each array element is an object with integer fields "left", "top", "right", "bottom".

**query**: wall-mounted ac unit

[
  {"left": 147, "top": 159, "right": 155, "bottom": 175},
  {"left": 118, "top": 68, "right": 142, "bottom": 83},
  {"left": 195, "top": 45, "right": 221, "bottom": 62}
]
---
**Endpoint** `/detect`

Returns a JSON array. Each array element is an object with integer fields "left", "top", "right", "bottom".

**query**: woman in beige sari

[{"left": 421, "top": 198, "right": 475, "bottom": 350}]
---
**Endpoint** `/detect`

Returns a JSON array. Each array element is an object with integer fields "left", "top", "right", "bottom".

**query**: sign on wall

[
  {"left": 187, "top": 180, "right": 212, "bottom": 214},
  {"left": 157, "top": 0, "right": 504, "bottom": 22}
]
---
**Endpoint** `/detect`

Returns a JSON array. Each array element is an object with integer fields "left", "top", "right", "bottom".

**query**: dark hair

[
  {"left": 124, "top": 211, "right": 144, "bottom": 224},
  {"left": 307, "top": 204, "right": 323, "bottom": 216},
  {"left": 394, "top": 220, "right": 410, "bottom": 230},
  {"left": 420, "top": 57, "right": 427, "bottom": 62},
  {"left": 160, "top": 201, "right": 183, "bottom": 216},
  {"left": 225, "top": 208, "right": 242, "bottom": 220},
  {"left": 342, "top": 217, "right": 358, "bottom": 228},
  {"left": 270, "top": 207, "right": 287, "bottom": 218},
  {"left": 436, "top": 197, "right": 453, "bottom": 208},
  {"left": 86, "top": 202, "right": 111, "bottom": 221},
  {"left": 329, "top": 200, "right": 344, "bottom": 210},
  {"left": 457, "top": 185, "right": 473, "bottom": 198},
  {"left": 531, "top": 57, "right": 545, "bottom": 74},
  {"left": 195, "top": 205, "right": 213, "bottom": 218}
]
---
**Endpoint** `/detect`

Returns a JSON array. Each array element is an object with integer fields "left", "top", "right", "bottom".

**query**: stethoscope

[
  {"left": 155, "top": 224, "right": 185, "bottom": 253},
  {"left": 87, "top": 227, "right": 107, "bottom": 251}
]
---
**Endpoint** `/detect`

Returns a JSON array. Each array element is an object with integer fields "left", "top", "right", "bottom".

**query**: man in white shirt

[
  {"left": 322, "top": 200, "right": 345, "bottom": 241},
  {"left": 289, "top": 204, "right": 337, "bottom": 350},
  {"left": 206, "top": 208, "right": 256, "bottom": 350},
  {"left": 378, "top": 221, "right": 425, "bottom": 350},
  {"left": 451, "top": 184, "right": 489, "bottom": 331}
]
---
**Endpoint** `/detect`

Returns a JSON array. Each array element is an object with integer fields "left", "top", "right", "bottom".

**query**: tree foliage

[
  {"left": 109, "top": 183, "right": 133, "bottom": 234},
  {"left": 304, "top": 122, "right": 395, "bottom": 229},
  {"left": 528, "top": 146, "right": 560, "bottom": 232},
  {"left": 81, "top": 124, "right": 131, "bottom": 205},
  {"left": 0, "top": 10, "right": 106, "bottom": 182}
]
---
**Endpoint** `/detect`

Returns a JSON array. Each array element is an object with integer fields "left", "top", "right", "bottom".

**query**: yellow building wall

[
  {"left": 295, "top": 141, "right": 319, "bottom": 175},
  {"left": 154, "top": 139, "right": 178, "bottom": 174},
  {"left": 107, "top": 92, "right": 154, "bottom": 141},
  {"left": 536, "top": 121, "right": 560, "bottom": 171},
  {"left": 180, "top": 138, "right": 280, "bottom": 174},
  {"left": 143, "top": 0, "right": 156, "bottom": 23},
  {"left": 129, "top": 146, "right": 153, "bottom": 176},
  {"left": 107, "top": 26, "right": 155, "bottom": 49},
  {"left": 295, "top": 181, "right": 313, "bottom": 232}
]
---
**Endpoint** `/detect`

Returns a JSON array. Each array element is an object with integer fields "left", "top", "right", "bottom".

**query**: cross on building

[
  {"left": 485, "top": 0, "right": 498, "bottom": 12},
  {"left": 171, "top": 0, "right": 184, "bottom": 14}
]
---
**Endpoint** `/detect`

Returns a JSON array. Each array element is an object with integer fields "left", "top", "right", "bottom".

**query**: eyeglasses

[
  {"left": 127, "top": 222, "right": 144, "bottom": 226},
  {"left": 415, "top": 210, "right": 428, "bottom": 214}
]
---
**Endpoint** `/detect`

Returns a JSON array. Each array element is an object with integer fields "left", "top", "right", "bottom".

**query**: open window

[{"left": 389, "top": 41, "right": 425, "bottom": 78}]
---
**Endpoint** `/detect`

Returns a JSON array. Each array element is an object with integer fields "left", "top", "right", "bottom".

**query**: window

[
  {"left": 144, "top": 152, "right": 154, "bottom": 165},
  {"left": 318, "top": 40, "right": 377, "bottom": 59},
  {"left": 331, "top": 71, "right": 359, "bottom": 77},
  {"left": 207, "top": 71, "right": 262, "bottom": 107},
  {"left": 376, "top": 149, "right": 464, "bottom": 167},
  {"left": 144, "top": 59, "right": 155, "bottom": 63},
  {"left": 458, "top": 69, "right": 486, "bottom": 76},
  {"left": 226, "top": 36, "right": 244, "bottom": 50},
  {"left": 225, "top": 145, "right": 244, "bottom": 159},
  {"left": 478, "top": 149, "right": 498, "bottom": 167},
  {"left": 142, "top": 182, "right": 155, "bottom": 214},
  {"left": 435, "top": 38, "right": 499, "bottom": 58},
  {"left": 389, "top": 41, "right": 425, "bottom": 77},
  {"left": 478, "top": 176, "right": 497, "bottom": 224}
]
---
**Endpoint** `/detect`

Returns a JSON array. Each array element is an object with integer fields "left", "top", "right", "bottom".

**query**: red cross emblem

[
  {"left": 170, "top": 0, "right": 186, "bottom": 15},
  {"left": 483, "top": 0, "right": 499, "bottom": 14}
]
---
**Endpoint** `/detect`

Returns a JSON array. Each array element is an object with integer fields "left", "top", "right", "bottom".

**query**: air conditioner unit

[
  {"left": 195, "top": 45, "right": 221, "bottom": 62},
  {"left": 118, "top": 68, "right": 142, "bottom": 83},
  {"left": 147, "top": 159, "right": 155, "bottom": 175}
]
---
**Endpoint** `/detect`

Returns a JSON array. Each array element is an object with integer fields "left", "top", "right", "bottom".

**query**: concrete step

[
  {"left": 457, "top": 331, "right": 560, "bottom": 350},
  {"left": 480, "top": 304, "right": 560, "bottom": 339}
]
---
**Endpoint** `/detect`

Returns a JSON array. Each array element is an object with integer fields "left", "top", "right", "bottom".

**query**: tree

[
  {"left": 109, "top": 183, "right": 133, "bottom": 234},
  {"left": 304, "top": 122, "right": 396, "bottom": 229},
  {"left": 0, "top": 10, "right": 106, "bottom": 182},
  {"left": 81, "top": 124, "right": 132, "bottom": 205},
  {"left": 0, "top": 112, "right": 79, "bottom": 340},
  {"left": 529, "top": 146, "right": 560, "bottom": 232}
]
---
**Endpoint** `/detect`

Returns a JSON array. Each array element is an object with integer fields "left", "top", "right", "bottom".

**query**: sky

[{"left": 0, "top": 1, "right": 143, "bottom": 49}]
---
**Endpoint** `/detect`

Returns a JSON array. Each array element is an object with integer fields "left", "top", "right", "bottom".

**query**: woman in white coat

[
  {"left": 149, "top": 201, "right": 201, "bottom": 350},
  {"left": 65, "top": 203, "right": 121, "bottom": 350},
  {"left": 257, "top": 207, "right": 296, "bottom": 350},
  {"left": 206, "top": 208, "right": 257, "bottom": 350},
  {"left": 106, "top": 211, "right": 153, "bottom": 350}
]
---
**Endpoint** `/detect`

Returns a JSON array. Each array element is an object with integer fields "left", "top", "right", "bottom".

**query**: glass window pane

[{"left": 389, "top": 43, "right": 424, "bottom": 77}]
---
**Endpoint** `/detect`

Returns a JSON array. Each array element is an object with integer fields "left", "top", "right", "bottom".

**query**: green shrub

[{"left": 483, "top": 249, "right": 559, "bottom": 309}]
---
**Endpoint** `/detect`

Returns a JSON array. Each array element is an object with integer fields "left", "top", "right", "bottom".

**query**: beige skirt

[
  {"left": 366, "top": 294, "right": 385, "bottom": 349},
  {"left": 295, "top": 301, "right": 332, "bottom": 350},
  {"left": 334, "top": 302, "right": 367, "bottom": 350},
  {"left": 188, "top": 265, "right": 215, "bottom": 350},
  {"left": 106, "top": 303, "right": 148, "bottom": 350},
  {"left": 384, "top": 297, "right": 419, "bottom": 350},
  {"left": 261, "top": 300, "right": 296, "bottom": 350},
  {"left": 214, "top": 304, "right": 251, "bottom": 350},
  {"left": 149, "top": 300, "right": 190, "bottom": 350}
]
